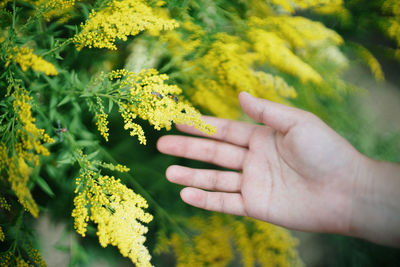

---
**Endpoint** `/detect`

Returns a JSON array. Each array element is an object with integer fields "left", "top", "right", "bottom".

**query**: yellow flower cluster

[
  {"left": 23, "top": 0, "right": 76, "bottom": 21},
  {"left": 100, "top": 69, "right": 215, "bottom": 144},
  {"left": 0, "top": 251, "right": 38, "bottom": 267},
  {"left": 383, "top": 0, "right": 400, "bottom": 16},
  {"left": 160, "top": 21, "right": 205, "bottom": 58},
  {"left": 72, "top": 153, "right": 152, "bottom": 266},
  {"left": 0, "top": 89, "right": 54, "bottom": 218},
  {"left": 95, "top": 97, "right": 110, "bottom": 141},
  {"left": 182, "top": 33, "right": 298, "bottom": 118},
  {"left": 25, "top": 0, "right": 75, "bottom": 9},
  {"left": 73, "top": 0, "right": 179, "bottom": 50},
  {"left": 248, "top": 28, "right": 323, "bottom": 84},
  {"left": 157, "top": 215, "right": 303, "bottom": 267},
  {"left": 6, "top": 47, "right": 58, "bottom": 76},
  {"left": 249, "top": 16, "right": 343, "bottom": 48},
  {"left": 160, "top": 216, "right": 233, "bottom": 267},
  {"left": 378, "top": 1, "right": 400, "bottom": 58},
  {"left": 386, "top": 18, "right": 400, "bottom": 46},
  {"left": 268, "top": 0, "right": 346, "bottom": 14},
  {"left": 352, "top": 43, "right": 385, "bottom": 81},
  {"left": 162, "top": 9, "right": 345, "bottom": 119},
  {"left": 25, "top": 247, "right": 46, "bottom": 267},
  {"left": 95, "top": 161, "right": 130, "bottom": 173}
]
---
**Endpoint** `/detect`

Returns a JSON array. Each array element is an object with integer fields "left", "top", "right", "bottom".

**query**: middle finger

[{"left": 157, "top": 135, "right": 247, "bottom": 170}]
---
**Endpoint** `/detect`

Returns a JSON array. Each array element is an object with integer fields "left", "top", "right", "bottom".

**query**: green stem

[
  {"left": 10, "top": 208, "right": 24, "bottom": 252},
  {"left": 41, "top": 39, "right": 73, "bottom": 57},
  {"left": 12, "top": 0, "right": 16, "bottom": 30}
]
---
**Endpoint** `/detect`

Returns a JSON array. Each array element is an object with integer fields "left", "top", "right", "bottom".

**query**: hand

[{"left": 157, "top": 92, "right": 400, "bottom": 247}]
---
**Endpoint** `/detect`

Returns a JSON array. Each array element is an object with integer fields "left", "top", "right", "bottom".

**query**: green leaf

[
  {"left": 108, "top": 98, "right": 114, "bottom": 113},
  {"left": 57, "top": 95, "right": 71, "bottom": 107},
  {"left": 87, "top": 149, "right": 100, "bottom": 160},
  {"left": 57, "top": 158, "right": 73, "bottom": 165},
  {"left": 36, "top": 176, "right": 55, "bottom": 197}
]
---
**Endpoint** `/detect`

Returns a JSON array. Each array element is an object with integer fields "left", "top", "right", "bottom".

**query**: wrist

[{"left": 347, "top": 155, "right": 400, "bottom": 247}]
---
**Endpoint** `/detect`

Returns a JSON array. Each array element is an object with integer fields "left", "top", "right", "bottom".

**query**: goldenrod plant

[{"left": 0, "top": 0, "right": 399, "bottom": 266}]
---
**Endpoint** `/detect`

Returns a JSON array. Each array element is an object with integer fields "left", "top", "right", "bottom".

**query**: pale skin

[{"left": 157, "top": 92, "right": 400, "bottom": 247}]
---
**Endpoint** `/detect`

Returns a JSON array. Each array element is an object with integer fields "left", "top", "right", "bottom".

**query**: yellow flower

[
  {"left": 72, "top": 153, "right": 153, "bottom": 266},
  {"left": 386, "top": 18, "right": 400, "bottom": 46},
  {"left": 0, "top": 88, "right": 54, "bottom": 218},
  {"left": 248, "top": 28, "right": 323, "bottom": 84},
  {"left": 249, "top": 16, "right": 343, "bottom": 48},
  {"left": 25, "top": 247, "right": 47, "bottom": 267},
  {"left": 6, "top": 47, "right": 58, "bottom": 76},
  {"left": 97, "top": 69, "right": 215, "bottom": 144},
  {"left": 352, "top": 43, "right": 385, "bottom": 81},
  {"left": 250, "top": 218, "right": 303, "bottom": 267},
  {"left": 180, "top": 33, "right": 297, "bottom": 119},
  {"left": 383, "top": 0, "right": 400, "bottom": 17},
  {"left": 0, "top": 251, "right": 37, "bottom": 267},
  {"left": 156, "top": 215, "right": 303, "bottom": 267},
  {"left": 96, "top": 113, "right": 109, "bottom": 141},
  {"left": 73, "top": 0, "right": 179, "bottom": 50}
]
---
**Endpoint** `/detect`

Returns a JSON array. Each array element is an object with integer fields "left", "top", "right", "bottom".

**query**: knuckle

[
  {"left": 218, "top": 194, "right": 225, "bottom": 212},
  {"left": 259, "top": 106, "right": 268, "bottom": 123},
  {"left": 210, "top": 171, "right": 218, "bottom": 190},
  {"left": 302, "top": 111, "right": 317, "bottom": 121}
]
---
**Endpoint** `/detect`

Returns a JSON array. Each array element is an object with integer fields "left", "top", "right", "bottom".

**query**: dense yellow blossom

[
  {"left": 73, "top": 0, "right": 179, "bottom": 50},
  {"left": 25, "top": 247, "right": 47, "bottom": 267},
  {"left": 157, "top": 215, "right": 303, "bottom": 267},
  {"left": 161, "top": 21, "right": 205, "bottom": 58},
  {"left": 312, "top": 2, "right": 351, "bottom": 24},
  {"left": 382, "top": 0, "right": 400, "bottom": 16},
  {"left": 175, "top": 32, "right": 297, "bottom": 118},
  {"left": 352, "top": 43, "right": 384, "bottom": 81},
  {"left": 6, "top": 47, "right": 58, "bottom": 76},
  {"left": 94, "top": 97, "right": 110, "bottom": 141},
  {"left": 0, "top": 251, "right": 40, "bottom": 267},
  {"left": 72, "top": 152, "right": 153, "bottom": 266},
  {"left": 161, "top": 216, "right": 233, "bottom": 267},
  {"left": 264, "top": 0, "right": 346, "bottom": 14},
  {"left": 26, "top": 0, "right": 75, "bottom": 9},
  {"left": 0, "top": 89, "right": 54, "bottom": 218},
  {"left": 0, "top": 252, "right": 13, "bottom": 267},
  {"left": 231, "top": 220, "right": 254, "bottom": 267},
  {"left": 248, "top": 29, "right": 323, "bottom": 84},
  {"left": 378, "top": 0, "right": 400, "bottom": 49},
  {"left": 95, "top": 69, "right": 215, "bottom": 144},
  {"left": 386, "top": 18, "right": 400, "bottom": 46},
  {"left": 251, "top": 219, "right": 303, "bottom": 267},
  {"left": 96, "top": 113, "right": 109, "bottom": 141},
  {"left": 249, "top": 16, "right": 343, "bottom": 48},
  {"left": 161, "top": 11, "right": 345, "bottom": 119}
]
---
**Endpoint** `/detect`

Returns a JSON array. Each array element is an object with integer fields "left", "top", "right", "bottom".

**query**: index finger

[{"left": 177, "top": 116, "right": 258, "bottom": 147}]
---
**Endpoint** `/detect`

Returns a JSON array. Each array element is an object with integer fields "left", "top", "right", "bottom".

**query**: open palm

[{"left": 157, "top": 92, "right": 363, "bottom": 234}]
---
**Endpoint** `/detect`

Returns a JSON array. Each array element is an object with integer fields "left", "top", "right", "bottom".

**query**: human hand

[{"left": 157, "top": 92, "right": 400, "bottom": 247}]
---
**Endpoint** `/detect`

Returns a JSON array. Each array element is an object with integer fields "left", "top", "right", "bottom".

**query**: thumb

[{"left": 238, "top": 92, "right": 305, "bottom": 133}]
